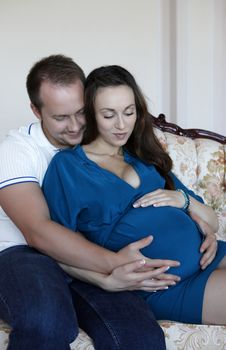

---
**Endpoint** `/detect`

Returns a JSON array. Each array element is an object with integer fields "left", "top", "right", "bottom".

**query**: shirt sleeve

[
  {"left": 0, "top": 138, "right": 39, "bottom": 189},
  {"left": 42, "top": 152, "right": 81, "bottom": 231},
  {"left": 170, "top": 172, "right": 204, "bottom": 204}
]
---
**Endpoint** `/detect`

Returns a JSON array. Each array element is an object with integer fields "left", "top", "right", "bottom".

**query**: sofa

[{"left": 1, "top": 114, "right": 226, "bottom": 349}]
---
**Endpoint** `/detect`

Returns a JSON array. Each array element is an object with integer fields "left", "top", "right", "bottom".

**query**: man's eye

[
  {"left": 55, "top": 116, "right": 66, "bottom": 121},
  {"left": 76, "top": 110, "right": 85, "bottom": 117}
]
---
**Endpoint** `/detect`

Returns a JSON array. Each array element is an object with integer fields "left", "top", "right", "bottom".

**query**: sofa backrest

[{"left": 152, "top": 114, "right": 226, "bottom": 240}]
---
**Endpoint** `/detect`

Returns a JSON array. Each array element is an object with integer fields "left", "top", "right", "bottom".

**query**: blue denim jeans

[{"left": 0, "top": 246, "right": 165, "bottom": 350}]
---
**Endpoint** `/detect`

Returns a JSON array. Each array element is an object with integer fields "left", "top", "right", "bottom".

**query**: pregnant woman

[{"left": 43, "top": 65, "right": 226, "bottom": 325}]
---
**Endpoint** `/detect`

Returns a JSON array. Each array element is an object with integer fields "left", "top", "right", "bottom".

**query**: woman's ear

[{"left": 30, "top": 103, "right": 42, "bottom": 120}]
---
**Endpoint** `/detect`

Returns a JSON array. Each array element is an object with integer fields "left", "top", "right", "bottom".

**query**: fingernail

[
  {"left": 165, "top": 266, "right": 170, "bottom": 271},
  {"left": 133, "top": 203, "right": 138, "bottom": 208},
  {"left": 139, "top": 259, "right": 146, "bottom": 265}
]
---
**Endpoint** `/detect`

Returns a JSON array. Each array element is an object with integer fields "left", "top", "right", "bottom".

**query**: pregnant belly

[{"left": 106, "top": 206, "right": 203, "bottom": 280}]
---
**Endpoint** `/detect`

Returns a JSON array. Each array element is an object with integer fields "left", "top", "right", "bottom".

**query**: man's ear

[{"left": 30, "top": 103, "right": 41, "bottom": 120}]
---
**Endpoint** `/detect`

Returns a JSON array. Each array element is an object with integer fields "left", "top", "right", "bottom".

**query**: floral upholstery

[
  {"left": 154, "top": 128, "right": 226, "bottom": 240},
  {"left": 159, "top": 321, "right": 226, "bottom": 350},
  {"left": 1, "top": 124, "right": 225, "bottom": 349}
]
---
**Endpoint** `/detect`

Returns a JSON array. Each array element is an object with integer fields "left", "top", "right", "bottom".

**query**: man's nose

[{"left": 67, "top": 117, "right": 81, "bottom": 131}]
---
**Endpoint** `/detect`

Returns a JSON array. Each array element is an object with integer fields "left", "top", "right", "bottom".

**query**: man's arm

[
  {"left": 59, "top": 261, "right": 179, "bottom": 292},
  {"left": 0, "top": 182, "right": 180, "bottom": 275},
  {"left": 0, "top": 182, "right": 120, "bottom": 273}
]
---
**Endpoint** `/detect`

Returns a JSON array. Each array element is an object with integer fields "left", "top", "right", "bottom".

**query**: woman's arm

[
  {"left": 133, "top": 171, "right": 219, "bottom": 233},
  {"left": 187, "top": 194, "right": 218, "bottom": 232}
]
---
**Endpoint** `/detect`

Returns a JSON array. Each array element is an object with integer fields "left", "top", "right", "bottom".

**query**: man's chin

[{"left": 63, "top": 136, "right": 83, "bottom": 147}]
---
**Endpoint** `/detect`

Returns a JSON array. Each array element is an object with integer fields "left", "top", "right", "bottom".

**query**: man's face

[{"left": 32, "top": 80, "right": 86, "bottom": 148}]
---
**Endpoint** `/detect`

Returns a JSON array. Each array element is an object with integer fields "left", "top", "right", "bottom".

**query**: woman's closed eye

[
  {"left": 124, "top": 106, "right": 136, "bottom": 116},
  {"left": 104, "top": 115, "right": 114, "bottom": 119},
  {"left": 124, "top": 112, "right": 135, "bottom": 116}
]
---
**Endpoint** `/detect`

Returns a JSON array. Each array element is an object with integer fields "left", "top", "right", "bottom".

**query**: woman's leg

[
  {"left": 70, "top": 279, "right": 166, "bottom": 350},
  {"left": 202, "top": 256, "right": 226, "bottom": 324},
  {"left": 0, "top": 246, "right": 78, "bottom": 350}
]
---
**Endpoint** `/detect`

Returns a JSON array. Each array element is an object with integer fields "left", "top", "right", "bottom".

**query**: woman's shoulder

[
  {"left": 49, "top": 145, "right": 83, "bottom": 168},
  {"left": 55, "top": 145, "right": 81, "bottom": 158}
]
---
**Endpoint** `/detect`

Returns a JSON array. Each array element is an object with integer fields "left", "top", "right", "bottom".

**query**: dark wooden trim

[{"left": 150, "top": 114, "right": 226, "bottom": 144}]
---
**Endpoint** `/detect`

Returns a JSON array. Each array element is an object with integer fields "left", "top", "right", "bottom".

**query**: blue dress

[{"left": 42, "top": 145, "right": 226, "bottom": 323}]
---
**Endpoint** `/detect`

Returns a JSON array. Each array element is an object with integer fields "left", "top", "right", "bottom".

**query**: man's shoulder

[
  {"left": 0, "top": 122, "right": 55, "bottom": 188},
  {"left": 0, "top": 121, "right": 53, "bottom": 167},
  {"left": 0, "top": 122, "right": 54, "bottom": 158},
  {"left": 1, "top": 122, "right": 40, "bottom": 147}
]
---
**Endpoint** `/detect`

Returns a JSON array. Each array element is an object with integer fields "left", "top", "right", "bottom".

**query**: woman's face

[{"left": 94, "top": 85, "right": 137, "bottom": 149}]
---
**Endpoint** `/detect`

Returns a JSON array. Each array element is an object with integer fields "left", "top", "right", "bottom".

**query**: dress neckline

[{"left": 76, "top": 145, "right": 142, "bottom": 190}]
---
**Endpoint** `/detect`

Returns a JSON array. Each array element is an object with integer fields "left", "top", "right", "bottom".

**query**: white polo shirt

[{"left": 0, "top": 122, "right": 59, "bottom": 251}]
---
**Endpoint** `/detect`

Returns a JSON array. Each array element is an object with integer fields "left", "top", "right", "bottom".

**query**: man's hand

[
  {"left": 60, "top": 257, "right": 181, "bottom": 293},
  {"left": 190, "top": 212, "right": 218, "bottom": 269},
  {"left": 114, "top": 236, "right": 181, "bottom": 291},
  {"left": 117, "top": 235, "right": 180, "bottom": 270},
  {"left": 61, "top": 236, "right": 181, "bottom": 292}
]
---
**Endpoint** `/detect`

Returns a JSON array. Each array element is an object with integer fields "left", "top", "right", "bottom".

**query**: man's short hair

[{"left": 26, "top": 54, "right": 86, "bottom": 110}]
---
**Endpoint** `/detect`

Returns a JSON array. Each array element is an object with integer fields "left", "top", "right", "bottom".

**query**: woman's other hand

[
  {"left": 190, "top": 213, "right": 218, "bottom": 269},
  {"left": 133, "top": 189, "right": 186, "bottom": 209},
  {"left": 103, "top": 259, "right": 180, "bottom": 292}
]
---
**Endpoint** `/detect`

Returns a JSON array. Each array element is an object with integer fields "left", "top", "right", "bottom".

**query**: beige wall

[{"left": 0, "top": 0, "right": 225, "bottom": 141}]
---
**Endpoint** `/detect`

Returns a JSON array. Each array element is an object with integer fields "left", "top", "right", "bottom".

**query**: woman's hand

[
  {"left": 103, "top": 259, "right": 180, "bottom": 292},
  {"left": 133, "top": 189, "right": 186, "bottom": 209},
  {"left": 190, "top": 213, "right": 218, "bottom": 269}
]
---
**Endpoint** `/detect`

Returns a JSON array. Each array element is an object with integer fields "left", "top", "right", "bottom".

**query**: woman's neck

[{"left": 83, "top": 140, "right": 123, "bottom": 157}]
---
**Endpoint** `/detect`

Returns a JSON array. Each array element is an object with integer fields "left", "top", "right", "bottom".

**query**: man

[{"left": 0, "top": 54, "right": 184, "bottom": 350}]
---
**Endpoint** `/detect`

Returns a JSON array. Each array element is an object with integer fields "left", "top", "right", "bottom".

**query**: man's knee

[{"left": 71, "top": 281, "right": 166, "bottom": 349}]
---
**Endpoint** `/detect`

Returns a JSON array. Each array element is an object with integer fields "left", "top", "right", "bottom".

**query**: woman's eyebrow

[{"left": 99, "top": 108, "right": 115, "bottom": 112}]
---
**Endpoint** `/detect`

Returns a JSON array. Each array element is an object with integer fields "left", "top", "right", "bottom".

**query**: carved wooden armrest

[{"left": 150, "top": 113, "right": 226, "bottom": 144}]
